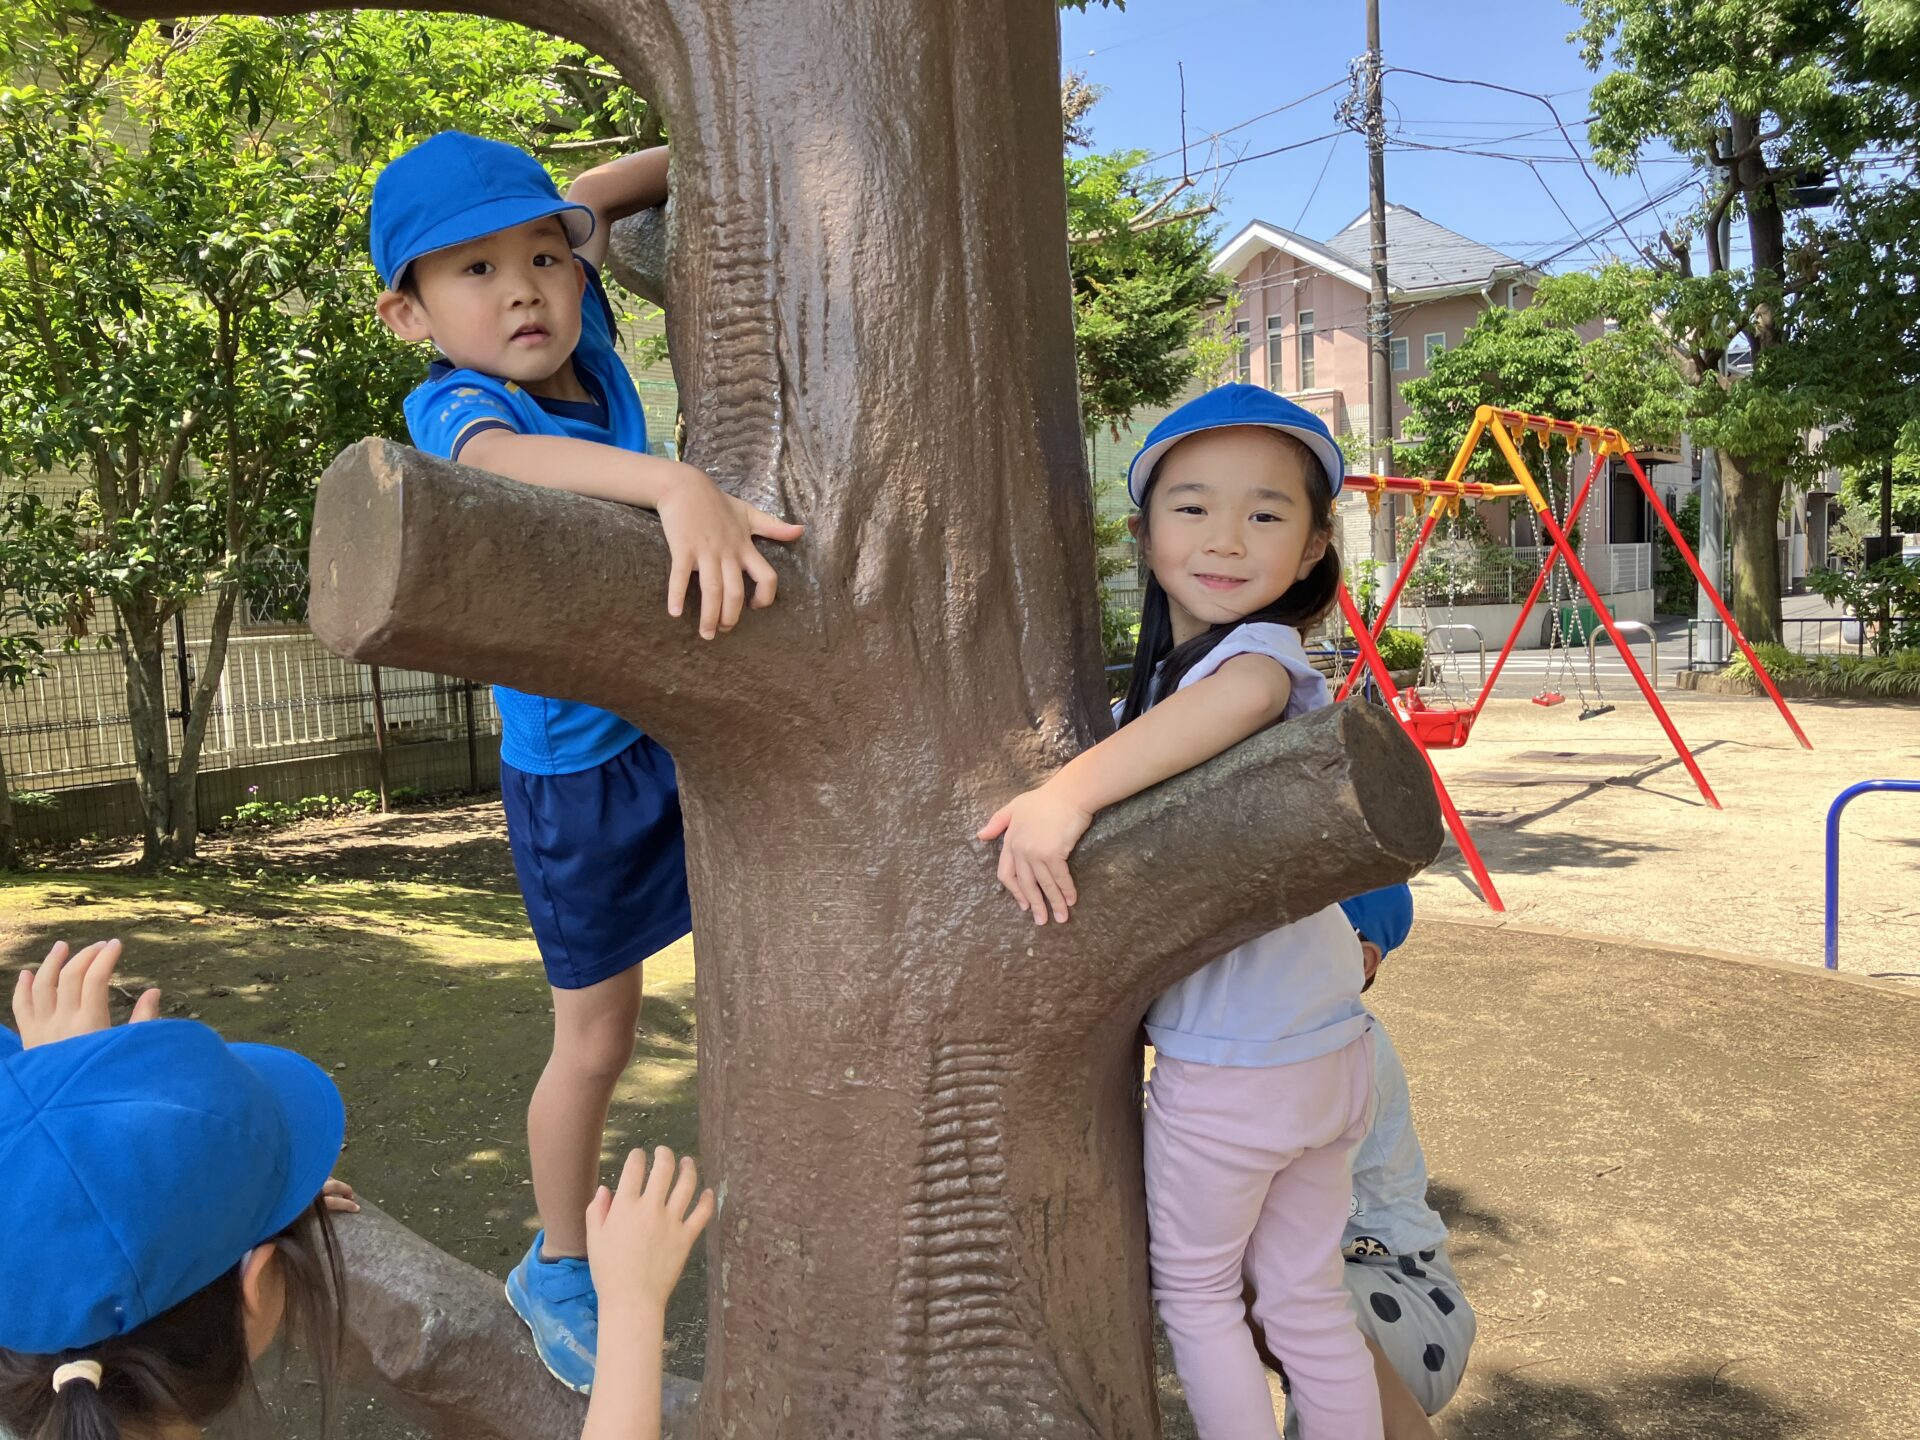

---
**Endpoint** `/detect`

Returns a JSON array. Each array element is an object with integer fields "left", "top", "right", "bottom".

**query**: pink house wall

[{"left": 1227, "top": 252, "right": 1541, "bottom": 443}]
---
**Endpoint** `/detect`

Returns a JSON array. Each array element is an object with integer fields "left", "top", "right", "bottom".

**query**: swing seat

[
  {"left": 1393, "top": 690, "right": 1478, "bottom": 749},
  {"left": 1532, "top": 691, "right": 1567, "bottom": 708}
]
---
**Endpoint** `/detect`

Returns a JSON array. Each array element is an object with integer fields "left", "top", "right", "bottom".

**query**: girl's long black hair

[
  {"left": 1119, "top": 435, "right": 1341, "bottom": 726},
  {"left": 0, "top": 1197, "right": 346, "bottom": 1440}
]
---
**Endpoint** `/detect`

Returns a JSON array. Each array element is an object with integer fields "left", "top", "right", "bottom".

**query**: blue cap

[
  {"left": 1339, "top": 884, "right": 1414, "bottom": 957},
  {"left": 1127, "top": 383, "right": 1346, "bottom": 504},
  {"left": 0, "top": 1021, "right": 345, "bottom": 1354},
  {"left": 371, "top": 131, "right": 595, "bottom": 288}
]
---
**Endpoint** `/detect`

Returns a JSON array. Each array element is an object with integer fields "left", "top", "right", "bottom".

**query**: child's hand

[
  {"left": 654, "top": 464, "right": 804, "bottom": 640},
  {"left": 321, "top": 1178, "right": 361, "bottom": 1215},
  {"left": 586, "top": 1146, "right": 716, "bottom": 1320},
  {"left": 977, "top": 788, "right": 1094, "bottom": 925},
  {"left": 12, "top": 940, "right": 162, "bottom": 1049}
]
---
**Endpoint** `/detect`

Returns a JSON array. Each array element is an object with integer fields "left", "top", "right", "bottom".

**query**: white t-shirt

[
  {"left": 1344, "top": 1016, "right": 1449, "bottom": 1256},
  {"left": 1140, "top": 623, "right": 1371, "bottom": 1068}
]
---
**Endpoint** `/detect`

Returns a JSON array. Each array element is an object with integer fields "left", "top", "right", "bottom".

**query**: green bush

[
  {"left": 8, "top": 791, "right": 59, "bottom": 812},
  {"left": 1727, "top": 645, "right": 1920, "bottom": 698},
  {"left": 351, "top": 789, "right": 381, "bottom": 812},
  {"left": 1376, "top": 628, "right": 1426, "bottom": 674}
]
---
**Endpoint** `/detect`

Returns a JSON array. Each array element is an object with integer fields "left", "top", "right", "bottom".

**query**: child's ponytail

[
  {"left": 0, "top": 1197, "right": 344, "bottom": 1440},
  {"left": 35, "top": 1364, "right": 119, "bottom": 1440}
]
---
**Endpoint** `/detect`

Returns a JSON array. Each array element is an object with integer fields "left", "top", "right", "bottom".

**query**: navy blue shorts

[{"left": 500, "top": 736, "right": 691, "bottom": 991}]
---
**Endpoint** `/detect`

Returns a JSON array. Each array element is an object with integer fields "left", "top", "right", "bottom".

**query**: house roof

[{"left": 1212, "top": 204, "right": 1534, "bottom": 295}]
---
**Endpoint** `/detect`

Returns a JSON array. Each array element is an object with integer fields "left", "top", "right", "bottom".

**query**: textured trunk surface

[
  {"left": 309, "top": 445, "right": 1442, "bottom": 1439},
  {"left": 111, "top": 0, "right": 1449, "bottom": 1432},
  {"left": 1720, "top": 450, "right": 1784, "bottom": 645}
]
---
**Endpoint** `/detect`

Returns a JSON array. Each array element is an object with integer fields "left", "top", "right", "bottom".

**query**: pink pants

[{"left": 1145, "top": 1037, "right": 1380, "bottom": 1440}]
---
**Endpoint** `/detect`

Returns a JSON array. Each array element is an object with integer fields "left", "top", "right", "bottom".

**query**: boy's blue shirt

[{"left": 403, "top": 260, "right": 647, "bottom": 776}]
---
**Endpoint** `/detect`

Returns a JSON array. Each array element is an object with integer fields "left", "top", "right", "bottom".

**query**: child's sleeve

[
  {"left": 0, "top": 1026, "right": 20, "bottom": 1059},
  {"left": 1178, "top": 622, "right": 1331, "bottom": 716},
  {"left": 406, "top": 376, "right": 524, "bottom": 464},
  {"left": 1339, "top": 883, "right": 1415, "bottom": 956}
]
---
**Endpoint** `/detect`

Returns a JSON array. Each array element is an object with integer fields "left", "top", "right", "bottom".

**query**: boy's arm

[
  {"left": 457, "top": 430, "right": 802, "bottom": 639},
  {"left": 568, "top": 147, "right": 670, "bottom": 270},
  {"left": 978, "top": 653, "right": 1293, "bottom": 923}
]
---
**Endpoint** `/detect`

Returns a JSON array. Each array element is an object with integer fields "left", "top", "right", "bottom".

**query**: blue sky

[{"left": 1059, "top": 0, "right": 1708, "bottom": 274}]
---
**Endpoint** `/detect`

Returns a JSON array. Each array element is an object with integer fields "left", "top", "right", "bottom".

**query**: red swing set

[{"left": 1332, "top": 406, "right": 1811, "bottom": 912}]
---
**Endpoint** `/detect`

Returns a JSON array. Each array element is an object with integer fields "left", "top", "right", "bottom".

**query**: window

[
  {"left": 1234, "top": 319, "right": 1252, "bottom": 384},
  {"left": 1266, "top": 315, "right": 1287, "bottom": 388},
  {"left": 1390, "top": 336, "right": 1409, "bottom": 372},
  {"left": 1424, "top": 332, "right": 1445, "bottom": 367},
  {"left": 1298, "top": 310, "right": 1316, "bottom": 390}
]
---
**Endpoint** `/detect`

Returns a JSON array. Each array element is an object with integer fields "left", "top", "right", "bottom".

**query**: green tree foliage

[
  {"left": 1394, "top": 298, "right": 1684, "bottom": 493},
  {"left": 0, "top": 2, "right": 657, "bottom": 863},
  {"left": 1571, "top": 0, "right": 1920, "bottom": 641},
  {"left": 1064, "top": 90, "right": 1230, "bottom": 434}
]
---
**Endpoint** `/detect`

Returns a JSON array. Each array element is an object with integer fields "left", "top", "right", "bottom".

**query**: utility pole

[
  {"left": 1697, "top": 198, "right": 1731, "bottom": 665},
  {"left": 1364, "top": 0, "right": 1396, "bottom": 575}
]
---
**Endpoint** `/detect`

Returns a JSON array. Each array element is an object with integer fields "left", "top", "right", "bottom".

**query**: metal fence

[
  {"left": 2, "top": 603, "right": 501, "bottom": 844},
  {"left": 1683, "top": 615, "right": 1881, "bottom": 668}
]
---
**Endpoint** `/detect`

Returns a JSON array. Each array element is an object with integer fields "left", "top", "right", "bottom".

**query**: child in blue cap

[
  {"left": 369, "top": 131, "right": 794, "bottom": 1390},
  {"left": 0, "top": 939, "right": 714, "bottom": 1440},
  {"left": 979, "top": 383, "right": 1383, "bottom": 1438}
]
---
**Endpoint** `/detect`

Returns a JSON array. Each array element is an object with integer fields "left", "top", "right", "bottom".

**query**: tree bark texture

[
  {"left": 333, "top": 1201, "right": 697, "bottom": 1440},
  {"left": 112, "top": 581, "right": 241, "bottom": 865},
  {"left": 310, "top": 442, "right": 1442, "bottom": 1439},
  {"left": 110, "top": 0, "right": 1447, "bottom": 1431},
  {"left": 1719, "top": 450, "right": 1784, "bottom": 645}
]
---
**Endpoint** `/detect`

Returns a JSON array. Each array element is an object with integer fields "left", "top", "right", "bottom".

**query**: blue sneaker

[{"left": 505, "top": 1231, "right": 599, "bottom": 1393}]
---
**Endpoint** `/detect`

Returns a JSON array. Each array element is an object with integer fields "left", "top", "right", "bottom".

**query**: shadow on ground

[{"left": 1442, "top": 1367, "right": 1821, "bottom": 1439}]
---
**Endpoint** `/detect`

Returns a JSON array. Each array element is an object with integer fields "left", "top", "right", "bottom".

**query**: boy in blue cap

[{"left": 369, "top": 132, "right": 799, "bottom": 1391}]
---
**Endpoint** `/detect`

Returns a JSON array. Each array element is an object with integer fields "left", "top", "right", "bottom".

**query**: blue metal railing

[{"left": 1824, "top": 779, "right": 1920, "bottom": 969}]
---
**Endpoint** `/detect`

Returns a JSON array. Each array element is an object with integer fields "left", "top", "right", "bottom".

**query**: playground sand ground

[
  {"left": 2, "top": 697, "right": 1915, "bottom": 1437},
  {"left": 1417, "top": 693, "right": 1920, "bottom": 982}
]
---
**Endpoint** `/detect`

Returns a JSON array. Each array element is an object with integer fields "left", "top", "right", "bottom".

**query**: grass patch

[{"left": 1729, "top": 644, "right": 1920, "bottom": 698}]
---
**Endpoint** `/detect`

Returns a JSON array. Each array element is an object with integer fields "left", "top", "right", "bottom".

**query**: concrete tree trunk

[{"left": 113, "top": 0, "right": 1443, "bottom": 1433}]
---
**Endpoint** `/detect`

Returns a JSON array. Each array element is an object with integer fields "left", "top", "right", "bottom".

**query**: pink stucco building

[{"left": 1212, "top": 203, "right": 1539, "bottom": 445}]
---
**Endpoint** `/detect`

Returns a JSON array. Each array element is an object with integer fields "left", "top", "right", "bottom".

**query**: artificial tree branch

[
  {"left": 306, "top": 439, "right": 818, "bottom": 760},
  {"left": 1045, "top": 700, "right": 1442, "bottom": 1025},
  {"left": 333, "top": 1201, "right": 698, "bottom": 1440}
]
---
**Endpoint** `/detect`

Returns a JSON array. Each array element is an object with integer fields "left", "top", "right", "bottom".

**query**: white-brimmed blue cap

[{"left": 1127, "top": 383, "right": 1347, "bottom": 504}]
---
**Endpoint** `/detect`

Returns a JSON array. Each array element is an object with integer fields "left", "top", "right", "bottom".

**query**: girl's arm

[
  {"left": 979, "top": 652, "right": 1294, "bottom": 924},
  {"left": 568, "top": 147, "right": 671, "bottom": 269},
  {"left": 581, "top": 1147, "right": 715, "bottom": 1440}
]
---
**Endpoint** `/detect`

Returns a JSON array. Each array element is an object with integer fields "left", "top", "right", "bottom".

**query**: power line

[
  {"left": 1141, "top": 77, "right": 1347, "bottom": 167},
  {"left": 1385, "top": 66, "right": 1654, "bottom": 265},
  {"left": 1289, "top": 132, "right": 1343, "bottom": 232}
]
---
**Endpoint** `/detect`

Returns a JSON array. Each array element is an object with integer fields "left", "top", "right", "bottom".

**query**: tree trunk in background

[
  {"left": 115, "top": 612, "right": 178, "bottom": 864},
  {"left": 0, "top": 745, "right": 14, "bottom": 869},
  {"left": 1720, "top": 451, "right": 1784, "bottom": 644}
]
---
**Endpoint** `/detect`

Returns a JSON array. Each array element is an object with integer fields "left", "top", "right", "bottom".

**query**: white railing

[
  {"left": 0, "top": 625, "right": 498, "bottom": 792},
  {"left": 1508, "top": 542, "right": 1652, "bottom": 596}
]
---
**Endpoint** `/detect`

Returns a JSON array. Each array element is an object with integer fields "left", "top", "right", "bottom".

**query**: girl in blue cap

[
  {"left": 979, "top": 383, "right": 1383, "bottom": 1439},
  {"left": 0, "top": 940, "right": 713, "bottom": 1440}
]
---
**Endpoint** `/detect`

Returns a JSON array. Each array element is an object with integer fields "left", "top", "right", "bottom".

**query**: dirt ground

[
  {"left": 1420, "top": 693, "right": 1920, "bottom": 981},
  {"left": 3, "top": 776, "right": 1916, "bottom": 1438}
]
